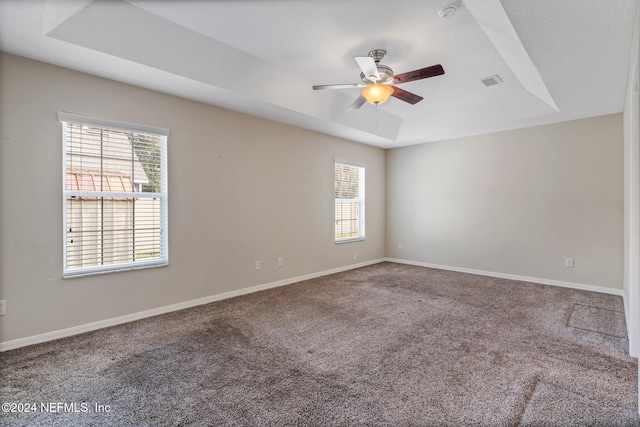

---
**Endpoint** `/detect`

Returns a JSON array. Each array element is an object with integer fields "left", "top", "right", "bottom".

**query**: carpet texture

[{"left": 1, "top": 262, "right": 638, "bottom": 426}]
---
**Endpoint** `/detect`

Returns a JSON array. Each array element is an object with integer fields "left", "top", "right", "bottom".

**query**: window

[
  {"left": 335, "top": 160, "right": 365, "bottom": 242},
  {"left": 59, "top": 112, "right": 169, "bottom": 277}
]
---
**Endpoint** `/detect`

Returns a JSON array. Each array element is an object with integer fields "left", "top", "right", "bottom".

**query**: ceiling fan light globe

[{"left": 361, "top": 84, "right": 394, "bottom": 105}]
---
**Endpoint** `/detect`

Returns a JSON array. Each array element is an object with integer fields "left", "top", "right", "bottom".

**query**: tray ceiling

[{"left": 0, "top": 0, "right": 636, "bottom": 148}]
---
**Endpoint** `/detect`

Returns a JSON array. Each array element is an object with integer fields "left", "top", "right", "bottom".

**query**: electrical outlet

[
  {"left": 353, "top": 253, "right": 358, "bottom": 261},
  {"left": 397, "top": 243, "right": 403, "bottom": 250},
  {"left": 0, "top": 300, "right": 6, "bottom": 316},
  {"left": 254, "top": 261, "right": 261, "bottom": 271},
  {"left": 565, "top": 258, "right": 574, "bottom": 268},
  {"left": 277, "top": 257, "right": 283, "bottom": 267}
]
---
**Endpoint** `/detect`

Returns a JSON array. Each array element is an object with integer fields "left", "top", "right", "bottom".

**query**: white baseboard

[
  {"left": 1, "top": 257, "right": 623, "bottom": 352},
  {"left": 0, "top": 258, "right": 385, "bottom": 352},
  {"left": 384, "top": 257, "right": 625, "bottom": 297}
]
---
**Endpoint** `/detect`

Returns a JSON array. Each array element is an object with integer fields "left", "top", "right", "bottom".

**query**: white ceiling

[{"left": 0, "top": 0, "right": 636, "bottom": 148}]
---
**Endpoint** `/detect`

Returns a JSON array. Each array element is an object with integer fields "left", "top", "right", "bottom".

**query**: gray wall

[
  {"left": 0, "top": 53, "right": 386, "bottom": 343},
  {"left": 622, "top": 5, "right": 640, "bottom": 359},
  {"left": 386, "top": 114, "right": 623, "bottom": 289}
]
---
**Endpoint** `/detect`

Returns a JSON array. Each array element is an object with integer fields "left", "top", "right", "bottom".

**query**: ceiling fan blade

[
  {"left": 348, "top": 95, "right": 367, "bottom": 110},
  {"left": 391, "top": 87, "right": 423, "bottom": 105},
  {"left": 313, "top": 83, "right": 362, "bottom": 90},
  {"left": 354, "top": 56, "right": 380, "bottom": 81},
  {"left": 394, "top": 64, "right": 444, "bottom": 84}
]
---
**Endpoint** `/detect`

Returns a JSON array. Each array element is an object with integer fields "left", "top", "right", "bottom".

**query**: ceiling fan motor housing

[
  {"left": 359, "top": 49, "right": 394, "bottom": 84},
  {"left": 361, "top": 64, "right": 394, "bottom": 84}
]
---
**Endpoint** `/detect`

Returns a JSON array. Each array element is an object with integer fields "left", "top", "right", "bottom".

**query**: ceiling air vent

[{"left": 480, "top": 75, "right": 503, "bottom": 87}]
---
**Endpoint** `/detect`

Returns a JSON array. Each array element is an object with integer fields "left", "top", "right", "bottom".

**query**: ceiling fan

[{"left": 312, "top": 49, "right": 445, "bottom": 110}]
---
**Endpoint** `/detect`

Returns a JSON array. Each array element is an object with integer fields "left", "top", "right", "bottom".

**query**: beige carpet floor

[{"left": 1, "top": 262, "right": 638, "bottom": 426}]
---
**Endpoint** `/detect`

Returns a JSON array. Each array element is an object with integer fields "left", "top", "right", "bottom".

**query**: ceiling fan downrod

[{"left": 368, "top": 49, "right": 387, "bottom": 63}]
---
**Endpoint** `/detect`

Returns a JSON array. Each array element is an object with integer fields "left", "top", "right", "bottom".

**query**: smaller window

[{"left": 335, "top": 160, "right": 365, "bottom": 243}]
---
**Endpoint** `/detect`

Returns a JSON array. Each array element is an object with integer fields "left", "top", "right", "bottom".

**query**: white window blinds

[
  {"left": 59, "top": 112, "right": 169, "bottom": 277},
  {"left": 335, "top": 160, "right": 365, "bottom": 242}
]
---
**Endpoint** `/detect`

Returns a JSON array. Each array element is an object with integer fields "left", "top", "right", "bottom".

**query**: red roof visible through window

[{"left": 66, "top": 169, "right": 135, "bottom": 199}]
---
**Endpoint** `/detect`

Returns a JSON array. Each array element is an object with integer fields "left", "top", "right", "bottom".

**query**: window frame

[
  {"left": 59, "top": 112, "right": 169, "bottom": 278},
  {"left": 334, "top": 159, "right": 366, "bottom": 244}
]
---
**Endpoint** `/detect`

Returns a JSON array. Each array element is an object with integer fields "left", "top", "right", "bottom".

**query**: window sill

[
  {"left": 63, "top": 260, "right": 168, "bottom": 279},
  {"left": 335, "top": 237, "right": 365, "bottom": 244}
]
